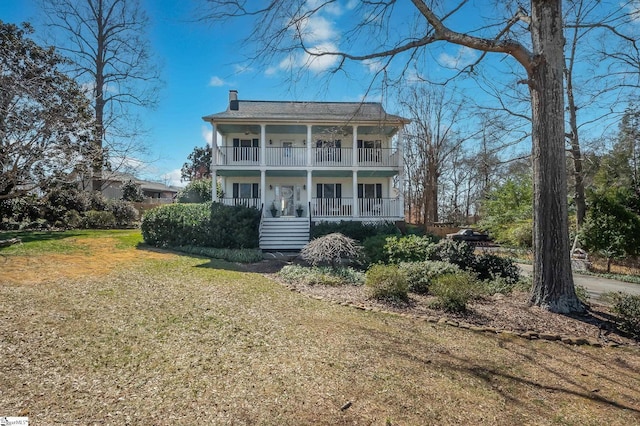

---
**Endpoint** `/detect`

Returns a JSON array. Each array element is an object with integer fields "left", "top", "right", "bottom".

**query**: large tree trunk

[{"left": 528, "top": 0, "right": 582, "bottom": 313}]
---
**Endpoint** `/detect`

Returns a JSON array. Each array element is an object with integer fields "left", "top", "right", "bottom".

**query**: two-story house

[{"left": 202, "top": 90, "right": 409, "bottom": 250}]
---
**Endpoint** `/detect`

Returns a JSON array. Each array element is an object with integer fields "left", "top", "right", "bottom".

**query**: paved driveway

[{"left": 518, "top": 264, "right": 640, "bottom": 301}]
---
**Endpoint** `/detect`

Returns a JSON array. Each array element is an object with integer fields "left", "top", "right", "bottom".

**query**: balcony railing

[
  {"left": 266, "top": 147, "right": 307, "bottom": 166},
  {"left": 312, "top": 198, "right": 401, "bottom": 218},
  {"left": 215, "top": 146, "right": 399, "bottom": 168}
]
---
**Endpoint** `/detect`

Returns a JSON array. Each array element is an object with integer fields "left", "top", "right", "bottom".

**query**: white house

[{"left": 202, "top": 90, "right": 409, "bottom": 250}]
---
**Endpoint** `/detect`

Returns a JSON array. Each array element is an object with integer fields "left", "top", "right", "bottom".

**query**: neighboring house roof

[
  {"left": 103, "top": 172, "right": 181, "bottom": 195},
  {"left": 203, "top": 99, "right": 409, "bottom": 125}
]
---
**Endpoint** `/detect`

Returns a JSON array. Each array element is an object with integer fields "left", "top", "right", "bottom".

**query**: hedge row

[{"left": 141, "top": 202, "right": 260, "bottom": 249}]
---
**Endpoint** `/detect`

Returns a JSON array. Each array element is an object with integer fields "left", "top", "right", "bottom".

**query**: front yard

[{"left": 1, "top": 230, "right": 640, "bottom": 424}]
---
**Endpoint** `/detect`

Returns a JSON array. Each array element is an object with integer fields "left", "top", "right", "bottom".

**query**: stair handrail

[{"left": 258, "top": 203, "right": 264, "bottom": 240}]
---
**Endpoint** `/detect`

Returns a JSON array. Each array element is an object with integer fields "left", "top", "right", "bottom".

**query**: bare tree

[
  {"left": 201, "top": 0, "right": 609, "bottom": 312},
  {"left": 40, "top": 0, "right": 161, "bottom": 191},
  {"left": 401, "top": 86, "right": 468, "bottom": 226},
  {"left": 563, "top": 0, "right": 639, "bottom": 227}
]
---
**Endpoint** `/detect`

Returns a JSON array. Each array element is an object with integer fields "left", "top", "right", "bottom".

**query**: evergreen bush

[
  {"left": 365, "top": 264, "right": 409, "bottom": 301},
  {"left": 399, "top": 261, "right": 461, "bottom": 294},
  {"left": 472, "top": 253, "right": 520, "bottom": 285},
  {"left": 430, "top": 272, "right": 480, "bottom": 313},
  {"left": 310, "top": 220, "right": 400, "bottom": 241},
  {"left": 82, "top": 210, "right": 116, "bottom": 229},
  {"left": 611, "top": 293, "right": 640, "bottom": 338},
  {"left": 385, "top": 234, "right": 437, "bottom": 263}
]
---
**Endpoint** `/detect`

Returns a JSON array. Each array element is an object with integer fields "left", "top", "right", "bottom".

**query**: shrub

[
  {"left": 141, "top": 203, "right": 212, "bottom": 247},
  {"left": 311, "top": 220, "right": 400, "bottom": 242},
  {"left": 82, "top": 210, "right": 116, "bottom": 229},
  {"left": 210, "top": 202, "right": 260, "bottom": 248},
  {"left": 385, "top": 234, "right": 437, "bottom": 263},
  {"left": 428, "top": 239, "right": 476, "bottom": 270},
  {"left": 611, "top": 293, "right": 640, "bottom": 338},
  {"left": 430, "top": 272, "right": 480, "bottom": 313},
  {"left": 63, "top": 210, "right": 83, "bottom": 229},
  {"left": 141, "top": 202, "right": 260, "bottom": 249},
  {"left": 473, "top": 253, "right": 520, "bottom": 285},
  {"left": 361, "top": 234, "right": 392, "bottom": 265},
  {"left": 106, "top": 200, "right": 139, "bottom": 226},
  {"left": 365, "top": 264, "right": 409, "bottom": 301},
  {"left": 399, "top": 261, "right": 461, "bottom": 294},
  {"left": 278, "top": 265, "right": 364, "bottom": 286},
  {"left": 301, "top": 233, "right": 362, "bottom": 268},
  {"left": 121, "top": 179, "right": 144, "bottom": 202}
]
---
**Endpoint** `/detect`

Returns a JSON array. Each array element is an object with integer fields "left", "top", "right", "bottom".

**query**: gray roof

[{"left": 202, "top": 100, "right": 409, "bottom": 124}]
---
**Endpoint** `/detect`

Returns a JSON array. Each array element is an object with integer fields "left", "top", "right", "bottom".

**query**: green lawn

[{"left": 1, "top": 230, "right": 639, "bottom": 424}]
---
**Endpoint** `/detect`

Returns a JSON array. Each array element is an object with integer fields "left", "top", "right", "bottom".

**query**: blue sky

[{"left": 2, "top": 0, "right": 432, "bottom": 187}]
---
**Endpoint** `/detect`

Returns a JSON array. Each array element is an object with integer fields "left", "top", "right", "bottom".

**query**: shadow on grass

[
  {"left": 357, "top": 323, "right": 640, "bottom": 419},
  {"left": 0, "top": 230, "right": 88, "bottom": 245},
  {"left": 134, "top": 243, "right": 248, "bottom": 273}
]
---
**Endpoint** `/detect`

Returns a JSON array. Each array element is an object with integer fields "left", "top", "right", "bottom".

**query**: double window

[
  {"left": 357, "top": 183, "right": 382, "bottom": 199},
  {"left": 232, "top": 183, "right": 259, "bottom": 199},
  {"left": 316, "top": 183, "right": 342, "bottom": 199},
  {"left": 315, "top": 139, "right": 342, "bottom": 162},
  {"left": 233, "top": 138, "right": 259, "bottom": 161},
  {"left": 357, "top": 139, "right": 382, "bottom": 162}
]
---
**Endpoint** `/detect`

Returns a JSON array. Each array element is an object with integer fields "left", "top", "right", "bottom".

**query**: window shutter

[
  {"left": 252, "top": 138, "right": 259, "bottom": 147},
  {"left": 336, "top": 184, "right": 342, "bottom": 199},
  {"left": 376, "top": 184, "right": 382, "bottom": 199},
  {"left": 233, "top": 138, "right": 240, "bottom": 147},
  {"left": 357, "top": 184, "right": 363, "bottom": 199},
  {"left": 357, "top": 139, "right": 363, "bottom": 148},
  {"left": 252, "top": 183, "right": 259, "bottom": 198},
  {"left": 232, "top": 183, "right": 239, "bottom": 198},
  {"left": 316, "top": 183, "right": 323, "bottom": 198}
]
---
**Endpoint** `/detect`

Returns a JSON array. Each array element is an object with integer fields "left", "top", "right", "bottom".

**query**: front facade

[{"left": 203, "top": 90, "right": 408, "bottom": 250}]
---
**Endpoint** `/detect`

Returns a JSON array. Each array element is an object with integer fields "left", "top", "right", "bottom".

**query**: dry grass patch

[{"left": 1, "top": 231, "right": 640, "bottom": 424}]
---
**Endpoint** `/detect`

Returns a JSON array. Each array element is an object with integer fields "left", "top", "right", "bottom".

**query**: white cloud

[
  {"left": 363, "top": 59, "right": 384, "bottom": 73},
  {"left": 298, "top": 15, "right": 337, "bottom": 43},
  {"left": 437, "top": 46, "right": 479, "bottom": 69},
  {"left": 304, "top": 43, "right": 340, "bottom": 72},
  {"left": 201, "top": 125, "right": 213, "bottom": 146},
  {"left": 161, "top": 169, "right": 184, "bottom": 187},
  {"left": 208, "top": 76, "right": 226, "bottom": 87}
]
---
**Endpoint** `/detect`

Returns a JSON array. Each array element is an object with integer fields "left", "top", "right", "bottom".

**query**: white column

[
  {"left": 352, "top": 125, "right": 358, "bottom": 167},
  {"left": 306, "top": 125, "right": 313, "bottom": 166},
  {"left": 260, "top": 170, "right": 266, "bottom": 210},
  {"left": 260, "top": 124, "right": 266, "bottom": 166},
  {"left": 306, "top": 170, "right": 312, "bottom": 212},
  {"left": 212, "top": 170, "right": 218, "bottom": 202},
  {"left": 352, "top": 171, "right": 359, "bottom": 217},
  {"left": 211, "top": 123, "right": 218, "bottom": 201}
]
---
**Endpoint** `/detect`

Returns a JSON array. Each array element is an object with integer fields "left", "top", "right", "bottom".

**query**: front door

[{"left": 279, "top": 185, "right": 295, "bottom": 216}]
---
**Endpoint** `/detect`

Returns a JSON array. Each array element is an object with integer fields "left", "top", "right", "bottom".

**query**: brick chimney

[{"left": 229, "top": 90, "right": 239, "bottom": 111}]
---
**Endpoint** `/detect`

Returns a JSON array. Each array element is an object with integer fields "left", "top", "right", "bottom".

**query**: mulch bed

[{"left": 241, "top": 259, "right": 639, "bottom": 348}]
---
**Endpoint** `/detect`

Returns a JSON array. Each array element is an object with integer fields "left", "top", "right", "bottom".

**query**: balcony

[{"left": 214, "top": 146, "right": 399, "bottom": 168}]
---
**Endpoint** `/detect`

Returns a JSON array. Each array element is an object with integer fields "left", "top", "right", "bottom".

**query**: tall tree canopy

[
  {"left": 0, "top": 21, "right": 93, "bottom": 201},
  {"left": 202, "top": 0, "right": 592, "bottom": 312},
  {"left": 181, "top": 145, "right": 212, "bottom": 182},
  {"left": 40, "top": 0, "right": 162, "bottom": 191}
]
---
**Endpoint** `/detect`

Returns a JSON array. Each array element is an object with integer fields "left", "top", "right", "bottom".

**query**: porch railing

[
  {"left": 265, "top": 147, "right": 306, "bottom": 166},
  {"left": 220, "top": 197, "right": 261, "bottom": 209},
  {"left": 311, "top": 198, "right": 401, "bottom": 218}
]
